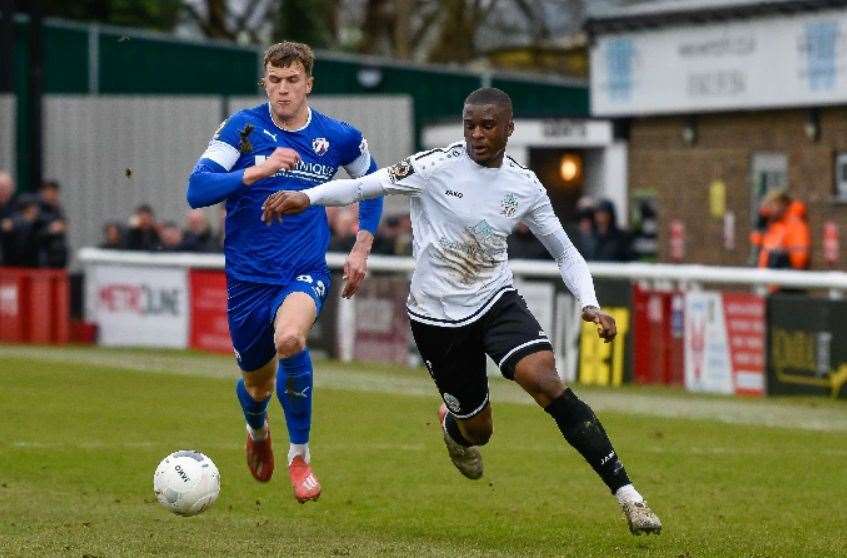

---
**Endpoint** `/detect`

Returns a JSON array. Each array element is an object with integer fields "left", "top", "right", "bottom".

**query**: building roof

[{"left": 586, "top": 0, "right": 847, "bottom": 34}]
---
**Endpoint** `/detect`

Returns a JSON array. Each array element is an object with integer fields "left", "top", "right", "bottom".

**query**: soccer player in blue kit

[{"left": 186, "top": 42, "right": 383, "bottom": 503}]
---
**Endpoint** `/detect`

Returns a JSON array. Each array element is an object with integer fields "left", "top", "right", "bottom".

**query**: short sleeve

[{"left": 338, "top": 125, "right": 374, "bottom": 178}]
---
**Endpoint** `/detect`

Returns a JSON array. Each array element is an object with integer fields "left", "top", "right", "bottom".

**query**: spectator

[
  {"left": 36, "top": 179, "right": 68, "bottom": 268},
  {"left": 753, "top": 190, "right": 810, "bottom": 270},
  {"left": 508, "top": 222, "right": 548, "bottom": 260},
  {"left": 126, "top": 204, "right": 160, "bottom": 251},
  {"left": 158, "top": 221, "right": 186, "bottom": 252},
  {"left": 328, "top": 207, "right": 357, "bottom": 252},
  {"left": 99, "top": 222, "right": 125, "bottom": 250},
  {"left": 0, "top": 170, "right": 16, "bottom": 264},
  {"left": 0, "top": 170, "right": 15, "bottom": 221},
  {"left": 38, "top": 179, "right": 64, "bottom": 222},
  {"left": 566, "top": 196, "right": 598, "bottom": 259},
  {"left": 182, "top": 209, "right": 216, "bottom": 252},
  {"left": 591, "top": 199, "right": 633, "bottom": 262},
  {"left": 0, "top": 193, "right": 41, "bottom": 267}
]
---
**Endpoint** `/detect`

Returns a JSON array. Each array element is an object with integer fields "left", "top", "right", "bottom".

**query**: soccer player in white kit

[{"left": 261, "top": 88, "right": 662, "bottom": 535}]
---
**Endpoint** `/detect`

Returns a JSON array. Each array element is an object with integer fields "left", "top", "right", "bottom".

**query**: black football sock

[
  {"left": 444, "top": 412, "right": 473, "bottom": 447},
  {"left": 545, "top": 388, "right": 631, "bottom": 493}
]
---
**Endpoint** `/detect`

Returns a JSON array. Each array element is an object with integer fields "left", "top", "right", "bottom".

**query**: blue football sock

[
  {"left": 235, "top": 378, "right": 271, "bottom": 431},
  {"left": 276, "top": 349, "right": 313, "bottom": 445}
]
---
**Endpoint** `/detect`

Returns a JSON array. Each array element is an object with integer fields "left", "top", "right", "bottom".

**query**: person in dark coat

[{"left": 591, "top": 199, "right": 633, "bottom": 262}]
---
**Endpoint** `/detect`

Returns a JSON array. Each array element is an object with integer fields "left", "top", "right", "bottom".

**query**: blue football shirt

[{"left": 187, "top": 103, "right": 382, "bottom": 285}]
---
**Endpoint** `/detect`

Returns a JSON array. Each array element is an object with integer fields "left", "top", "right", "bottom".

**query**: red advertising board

[
  {"left": 189, "top": 270, "right": 232, "bottom": 354},
  {"left": 0, "top": 267, "right": 68, "bottom": 344},
  {"left": 722, "top": 292, "right": 766, "bottom": 396},
  {"left": 632, "top": 285, "right": 684, "bottom": 385}
]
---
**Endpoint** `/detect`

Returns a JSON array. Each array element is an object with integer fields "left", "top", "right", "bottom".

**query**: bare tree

[{"left": 183, "top": 0, "right": 276, "bottom": 44}]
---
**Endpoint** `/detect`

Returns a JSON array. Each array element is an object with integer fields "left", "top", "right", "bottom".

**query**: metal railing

[{"left": 77, "top": 247, "right": 847, "bottom": 296}]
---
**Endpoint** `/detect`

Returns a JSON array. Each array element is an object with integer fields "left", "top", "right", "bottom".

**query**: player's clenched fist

[
  {"left": 243, "top": 147, "right": 300, "bottom": 185},
  {"left": 261, "top": 191, "right": 310, "bottom": 224},
  {"left": 581, "top": 305, "right": 617, "bottom": 343}
]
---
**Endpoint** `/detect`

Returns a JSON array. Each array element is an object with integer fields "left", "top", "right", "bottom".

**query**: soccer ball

[{"left": 153, "top": 450, "right": 220, "bottom": 516}]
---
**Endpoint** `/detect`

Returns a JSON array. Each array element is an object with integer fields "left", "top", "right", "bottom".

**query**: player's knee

[
  {"left": 515, "top": 354, "right": 564, "bottom": 405},
  {"left": 244, "top": 378, "right": 274, "bottom": 401},
  {"left": 275, "top": 329, "right": 306, "bottom": 358}
]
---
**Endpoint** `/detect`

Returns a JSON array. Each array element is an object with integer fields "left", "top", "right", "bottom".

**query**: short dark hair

[
  {"left": 464, "top": 87, "right": 513, "bottom": 117},
  {"left": 263, "top": 41, "right": 315, "bottom": 76},
  {"left": 136, "top": 204, "right": 154, "bottom": 215},
  {"left": 40, "top": 179, "right": 60, "bottom": 191}
]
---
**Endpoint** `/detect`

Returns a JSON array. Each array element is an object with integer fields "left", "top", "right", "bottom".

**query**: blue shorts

[{"left": 227, "top": 272, "right": 331, "bottom": 372}]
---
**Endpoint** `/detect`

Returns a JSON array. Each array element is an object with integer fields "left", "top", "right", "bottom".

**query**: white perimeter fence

[{"left": 78, "top": 247, "right": 847, "bottom": 399}]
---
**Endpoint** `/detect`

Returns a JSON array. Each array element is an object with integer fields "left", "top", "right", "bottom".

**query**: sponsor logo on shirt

[
  {"left": 445, "top": 189, "right": 463, "bottom": 199},
  {"left": 254, "top": 156, "right": 336, "bottom": 182},
  {"left": 435, "top": 220, "right": 508, "bottom": 284}
]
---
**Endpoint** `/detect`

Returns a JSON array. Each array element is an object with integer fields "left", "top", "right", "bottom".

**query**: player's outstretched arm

[
  {"left": 186, "top": 147, "right": 299, "bottom": 209},
  {"left": 261, "top": 170, "right": 388, "bottom": 223}
]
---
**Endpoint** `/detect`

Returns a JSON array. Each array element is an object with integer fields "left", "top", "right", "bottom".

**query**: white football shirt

[{"left": 305, "top": 141, "right": 599, "bottom": 326}]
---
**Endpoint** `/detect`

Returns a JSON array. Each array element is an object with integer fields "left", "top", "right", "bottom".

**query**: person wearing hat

[{"left": 592, "top": 199, "right": 633, "bottom": 262}]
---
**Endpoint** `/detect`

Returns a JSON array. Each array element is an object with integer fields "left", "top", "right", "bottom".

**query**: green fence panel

[
  {"left": 492, "top": 76, "right": 588, "bottom": 118},
  {"left": 98, "top": 31, "right": 258, "bottom": 95}
]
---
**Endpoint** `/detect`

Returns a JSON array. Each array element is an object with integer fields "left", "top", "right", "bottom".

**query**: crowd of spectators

[
  {"left": 97, "top": 203, "right": 414, "bottom": 257},
  {"left": 0, "top": 169, "right": 641, "bottom": 268},
  {"left": 326, "top": 206, "right": 413, "bottom": 257},
  {"left": 0, "top": 169, "right": 813, "bottom": 271},
  {"left": 0, "top": 171, "right": 68, "bottom": 268},
  {"left": 99, "top": 205, "right": 223, "bottom": 253},
  {"left": 509, "top": 196, "right": 647, "bottom": 263}
]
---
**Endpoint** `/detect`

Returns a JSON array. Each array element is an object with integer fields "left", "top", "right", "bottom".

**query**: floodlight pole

[
  {"left": 0, "top": 0, "right": 13, "bottom": 92},
  {"left": 26, "top": 0, "right": 42, "bottom": 192}
]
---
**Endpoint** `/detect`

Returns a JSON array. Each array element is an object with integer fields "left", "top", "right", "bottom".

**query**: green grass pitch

[{"left": 0, "top": 344, "right": 845, "bottom": 557}]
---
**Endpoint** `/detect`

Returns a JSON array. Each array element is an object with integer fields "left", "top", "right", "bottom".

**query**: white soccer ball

[{"left": 153, "top": 450, "right": 220, "bottom": 516}]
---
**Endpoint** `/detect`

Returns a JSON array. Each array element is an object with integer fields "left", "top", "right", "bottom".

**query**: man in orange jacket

[{"left": 750, "top": 191, "right": 811, "bottom": 270}]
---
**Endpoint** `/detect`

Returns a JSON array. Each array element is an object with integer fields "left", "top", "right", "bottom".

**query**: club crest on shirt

[
  {"left": 500, "top": 192, "right": 518, "bottom": 217},
  {"left": 312, "top": 137, "right": 330, "bottom": 156},
  {"left": 359, "top": 138, "right": 369, "bottom": 154},
  {"left": 387, "top": 158, "right": 415, "bottom": 183}
]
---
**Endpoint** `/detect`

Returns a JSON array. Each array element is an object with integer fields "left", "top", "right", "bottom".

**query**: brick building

[{"left": 587, "top": 0, "right": 847, "bottom": 269}]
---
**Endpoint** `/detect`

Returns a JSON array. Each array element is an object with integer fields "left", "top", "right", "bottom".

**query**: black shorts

[{"left": 409, "top": 289, "right": 552, "bottom": 419}]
